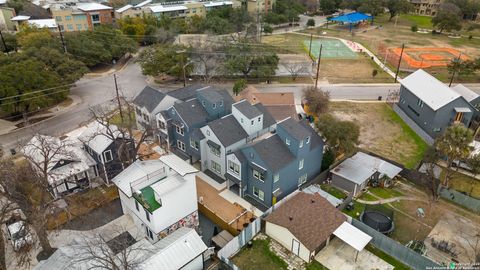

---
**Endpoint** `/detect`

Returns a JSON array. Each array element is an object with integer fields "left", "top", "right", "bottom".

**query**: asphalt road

[{"left": 1, "top": 59, "right": 479, "bottom": 153}]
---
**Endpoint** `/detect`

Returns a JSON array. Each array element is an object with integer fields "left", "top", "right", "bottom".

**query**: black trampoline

[{"left": 360, "top": 205, "right": 395, "bottom": 234}]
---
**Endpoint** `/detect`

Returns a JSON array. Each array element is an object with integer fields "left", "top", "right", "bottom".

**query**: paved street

[{"left": 1, "top": 59, "right": 480, "bottom": 154}]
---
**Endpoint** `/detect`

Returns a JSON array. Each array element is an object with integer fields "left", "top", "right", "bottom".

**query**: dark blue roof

[{"left": 328, "top": 12, "right": 372, "bottom": 24}]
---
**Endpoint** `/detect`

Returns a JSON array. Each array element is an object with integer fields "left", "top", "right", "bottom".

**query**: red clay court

[{"left": 387, "top": 47, "right": 469, "bottom": 69}]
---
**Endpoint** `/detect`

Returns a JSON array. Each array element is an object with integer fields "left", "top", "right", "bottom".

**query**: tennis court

[{"left": 304, "top": 39, "right": 358, "bottom": 59}]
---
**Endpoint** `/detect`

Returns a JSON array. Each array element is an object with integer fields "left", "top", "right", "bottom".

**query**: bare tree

[
  {"left": 87, "top": 101, "right": 149, "bottom": 165},
  {"left": 0, "top": 159, "right": 56, "bottom": 260},
  {"left": 190, "top": 41, "right": 224, "bottom": 83},
  {"left": 72, "top": 228, "right": 152, "bottom": 270},
  {"left": 302, "top": 86, "right": 330, "bottom": 116},
  {"left": 282, "top": 61, "right": 309, "bottom": 81},
  {"left": 423, "top": 146, "right": 440, "bottom": 200}
]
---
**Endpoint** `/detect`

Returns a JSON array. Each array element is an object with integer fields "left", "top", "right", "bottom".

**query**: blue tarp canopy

[{"left": 328, "top": 12, "right": 372, "bottom": 24}]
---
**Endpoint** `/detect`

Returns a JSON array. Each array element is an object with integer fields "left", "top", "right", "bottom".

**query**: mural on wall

[{"left": 158, "top": 211, "right": 199, "bottom": 239}]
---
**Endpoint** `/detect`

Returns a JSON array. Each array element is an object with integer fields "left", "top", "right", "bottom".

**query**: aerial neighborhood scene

[{"left": 2, "top": 0, "right": 480, "bottom": 268}]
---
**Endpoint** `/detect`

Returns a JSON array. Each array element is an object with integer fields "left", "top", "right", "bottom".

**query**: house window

[
  {"left": 67, "top": 24, "right": 73, "bottom": 30},
  {"left": 213, "top": 103, "right": 216, "bottom": 109},
  {"left": 176, "top": 125, "right": 184, "bottom": 136},
  {"left": 306, "top": 136, "right": 310, "bottom": 144},
  {"left": 206, "top": 130, "right": 210, "bottom": 136},
  {"left": 103, "top": 150, "right": 113, "bottom": 163},
  {"left": 76, "top": 24, "right": 82, "bottom": 30},
  {"left": 258, "top": 117, "right": 261, "bottom": 122},
  {"left": 298, "top": 174, "right": 307, "bottom": 186},
  {"left": 211, "top": 160, "right": 221, "bottom": 174},
  {"left": 228, "top": 160, "right": 240, "bottom": 175},
  {"left": 253, "top": 186, "right": 264, "bottom": 201},
  {"left": 417, "top": 98, "right": 424, "bottom": 107},
  {"left": 135, "top": 200, "right": 139, "bottom": 211},
  {"left": 299, "top": 159, "right": 304, "bottom": 170},
  {"left": 91, "top": 14, "right": 100, "bottom": 23},
  {"left": 177, "top": 140, "right": 186, "bottom": 151},
  {"left": 285, "top": 138, "right": 290, "bottom": 145},
  {"left": 274, "top": 173, "right": 279, "bottom": 183},
  {"left": 158, "top": 120, "right": 166, "bottom": 129},
  {"left": 220, "top": 101, "right": 223, "bottom": 107},
  {"left": 210, "top": 146, "right": 220, "bottom": 157},
  {"left": 202, "top": 101, "right": 206, "bottom": 107},
  {"left": 253, "top": 169, "right": 265, "bottom": 181},
  {"left": 145, "top": 209, "right": 150, "bottom": 222},
  {"left": 190, "top": 138, "right": 199, "bottom": 150},
  {"left": 55, "top": 16, "right": 62, "bottom": 22},
  {"left": 433, "top": 127, "right": 441, "bottom": 132},
  {"left": 299, "top": 140, "right": 304, "bottom": 148},
  {"left": 251, "top": 120, "right": 254, "bottom": 125},
  {"left": 241, "top": 118, "right": 244, "bottom": 123},
  {"left": 65, "top": 15, "right": 72, "bottom": 21}
]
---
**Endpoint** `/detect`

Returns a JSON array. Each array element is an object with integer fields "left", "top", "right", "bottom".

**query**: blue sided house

[
  {"left": 225, "top": 117, "right": 324, "bottom": 209},
  {"left": 155, "top": 86, "right": 234, "bottom": 163}
]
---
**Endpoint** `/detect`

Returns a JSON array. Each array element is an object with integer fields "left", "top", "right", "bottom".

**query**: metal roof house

[
  {"left": 330, "top": 152, "right": 402, "bottom": 196},
  {"left": 395, "top": 69, "right": 479, "bottom": 143},
  {"left": 112, "top": 154, "right": 199, "bottom": 243}
]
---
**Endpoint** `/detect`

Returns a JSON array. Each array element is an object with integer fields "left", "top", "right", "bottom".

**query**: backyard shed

[
  {"left": 264, "top": 192, "right": 346, "bottom": 262},
  {"left": 330, "top": 152, "right": 402, "bottom": 196}
]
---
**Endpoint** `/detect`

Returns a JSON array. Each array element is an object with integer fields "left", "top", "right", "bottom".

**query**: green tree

[
  {"left": 320, "top": 0, "right": 339, "bottom": 14},
  {"left": 358, "top": 0, "right": 385, "bottom": 19},
  {"left": 136, "top": 44, "right": 193, "bottom": 78},
  {"left": 0, "top": 32, "right": 17, "bottom": 52},
  {"left": 447, "top": 0, "right": 480, "bottom": 20},
  {"left": 434, "top": 124, "right": 473, "bottom": 187},
  {"left": 321, "top": 147, "right": 335, "bottom": 171},
  {"left": 17, "top": 26, "right": 61, "bottom": 51},
  {"left": 316, "top": 113, "right": 360, "bottom": 156},
  {"left": 306, "top": 18, "right": 316, "bottom": 27},
  {"left": 263, "top": 24, "right": 273, "bottom": 34},
  {"left": 423, "top": 146, "right": 440, "bottom": 199},
  {"left": 385, "top": 0, "right": 412, "bottom": 21},
  {"left": 432, "top": 3, "right": 463, "bottom": 33},
  {"left": 466, "top": 153, "right": 480, "bottom": 195},
  {"left": 233, "top": 79, "right": 247, "bottom": 96},
  {"left": 6, "top": 0, "right": 25, "bottom": 13},
  {"left": 64, "top": 32, "right": 111, "bottom": 67}
]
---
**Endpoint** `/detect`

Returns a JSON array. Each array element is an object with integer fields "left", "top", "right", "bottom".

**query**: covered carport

[{"left": 333, "top": 222, "right": 372, "bottom": 262}]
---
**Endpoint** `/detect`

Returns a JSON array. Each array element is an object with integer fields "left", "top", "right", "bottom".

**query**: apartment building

[
  {"left": 51, "top": 2, "right": 113, "bottom": 31},
  {"left": 409, "top": 0, "right": 442, "bottom": 16}
]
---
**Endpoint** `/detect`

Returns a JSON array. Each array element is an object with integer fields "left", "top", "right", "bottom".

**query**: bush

[
  {"left": 372, "top": 69, "right": 378, "bottom": 77},
  {"left": 432, "top": 29, "right": 438, "bottom": 35},
  {"left": 263, "top": 24, "right": 273, "bottom": 34},
  {"left": 307, "top": 18, "right": 315, "bottom": 27},
  {"left": 469, "top": 35, "right": 473, "bottom": 40},
  {"left": 411, "top": 25, "right": 418, "bottom": 32},
  {"left": 233, "top": 79, "right": 247, "bottom": 96}
]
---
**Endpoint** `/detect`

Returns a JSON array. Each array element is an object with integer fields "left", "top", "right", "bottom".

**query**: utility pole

[
  {"left": 0, "top": 30, "right": 7, "bottom": 53},
  {"left": 308, "top": 33, "right": 313, "bottom": 59},
  {"left": 394, "top": 43, "right": 405, "bottom": 83},
  {"left": 315, "top": 44, "right": 323, "bottom": 89},
  {"left": 181, "top": 55, "right": 187, "bottom": 87},
  {"left": 57, "top": 25, "right": 67, "bottom": 54},
  {"left": 449, "top": 53, "right": 462, "bottom": 87},
  {"left": 114, "top": 74, "right": 124, "bottom": 123}
]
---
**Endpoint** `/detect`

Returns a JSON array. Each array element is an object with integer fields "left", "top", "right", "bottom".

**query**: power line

[{"left": 0, "top": 84, "right": 76, "bottom": 102}]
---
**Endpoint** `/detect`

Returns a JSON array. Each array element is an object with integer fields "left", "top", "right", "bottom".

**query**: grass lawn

[
  {"left": 232, "top": 239, "right": 288, "bottom": 270},
  {"left": 369, "top": 187, "right": 404, "bottom": 199},
  {"left": 262, "top": 33, "right": 308, "bottom": 55},
  {"left": 330, "top": 102, "right": 427, "bottom": 169},
  {"left": 358, "top": 192, "right": 378, "bottom": 201},
  {"left": 440, "top": 170, "right": 480, "bottom": 199},
  {"left": 342, "top": 200, "right": 365, "bottom": 219},
  {"left": 365, "top": 244, "right": 411, "bottom": 270},
  {"left": 320, "top": 184, "right": 347, "bottom": 199},
  {"left": 306, "top": 261, "right": 329, "bottom": 270},
  {"left": 401, "top": 14, "right": 433, "bottom": 28}
]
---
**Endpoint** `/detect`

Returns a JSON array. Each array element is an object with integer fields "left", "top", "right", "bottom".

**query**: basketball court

[{"left": 304, "top": 39, "right": 358, "bottom": 59}]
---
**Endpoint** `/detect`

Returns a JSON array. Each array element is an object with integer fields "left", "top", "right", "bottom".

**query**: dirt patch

[
  {"left": 320, "top": 56, "right": 392, "bottom": 83},
  {"left": 330, "top": 102, "right": 426, "bottom": 168}
]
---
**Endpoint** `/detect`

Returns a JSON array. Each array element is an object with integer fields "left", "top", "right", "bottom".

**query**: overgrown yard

[
  {"left": 232, "top": 239, "right": 288, "bottom": 270},
  {"left": 440, "top": 170, "right": 480, "bottom": 199},
  {"left": 47, "top": 185, "right": 119, "bottom": 229},
  {"left": 369, "top": 187, "right": 404, "bottom": 199},
  {"left": 330, "top": 102, "right": 427, "bottom": 169},
  {"left": 321, "top": 183, "right": 347, "bottom": 199}
]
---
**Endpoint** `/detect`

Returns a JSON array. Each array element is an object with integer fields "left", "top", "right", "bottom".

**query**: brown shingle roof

[{"left": 264, "top": 192, "right": 346, "bottom": 251}]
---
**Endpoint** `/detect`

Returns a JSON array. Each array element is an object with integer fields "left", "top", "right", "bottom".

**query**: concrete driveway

[{"left": 315, "top": 238, "right": 393, "bottom": 270}]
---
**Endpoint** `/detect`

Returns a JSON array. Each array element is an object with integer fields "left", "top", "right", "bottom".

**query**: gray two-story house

[
  {"left": 132, "top": 86, "right": 178, "bottom": 131},
  {"left": 225, "top": 117, "right": 324, "bottom": 208},
  {"left": 156, "top": 86, "right": 234, "bottom": 163},
  {"left": 199, "top": 100, "right": 276, "bottom": 180},
  {"left": 396, "top": 69, "right": 479, "bottom": 143}
]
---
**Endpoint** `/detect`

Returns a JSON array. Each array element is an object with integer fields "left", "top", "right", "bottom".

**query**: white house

[
  {"left": 264, "top": 192, "right": 346, "bottom": 262},
  {"left": 112, "top": 154, "right": 199, "bottom": 242},
  {"left": 21, "top": 134, "right": 98, "bottom": 198}
]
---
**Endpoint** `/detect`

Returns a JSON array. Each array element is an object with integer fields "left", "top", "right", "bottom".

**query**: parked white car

[{"left": 6, "top": 220, "right": 33, "bottom": 251}]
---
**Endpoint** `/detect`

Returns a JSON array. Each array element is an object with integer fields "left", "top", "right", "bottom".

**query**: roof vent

[
  {"left": 288, "top": 216, "right": 293, "bottom": 221},
  {"left": 311, "top": 199, "right": 315, "bottom": 204}
]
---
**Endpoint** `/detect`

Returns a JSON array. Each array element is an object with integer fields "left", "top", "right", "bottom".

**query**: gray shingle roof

[
  {"left": 198, "top": 88, "right": 224, "bottom": 103},
  {"left": 254, "top": 103, "right": 276, "bottom": 128},
  {"left": 173, "top": 99, "right": 208, "bottom": 126},
  {"left": 251, "top": 135, "right": 295, "bottom": 172},
  {"left": 208, "top": 115, "right": 248, "bottom": 146},
  {"left": 279, "top": 118, "right": 310, "bottom": 141},
  {"left": 167, "top": 84, "right": 207, "bottom": 101},
  {"left": 133, "top": 86, "right": 166, "bottom": 113},
  {"left": 190, "top": 128, "right": 205, "bottom": 141},
  {"left": 234, "top": 100, "right": 262, "bottom": 119}
]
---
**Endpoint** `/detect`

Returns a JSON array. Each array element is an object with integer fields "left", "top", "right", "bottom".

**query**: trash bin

[{"left": 378, "top": 96, "right": 382, "bottom": 101}]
